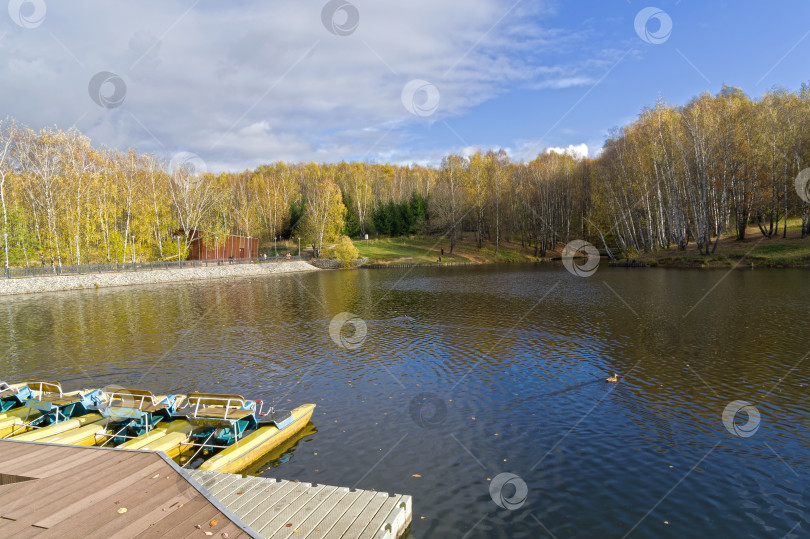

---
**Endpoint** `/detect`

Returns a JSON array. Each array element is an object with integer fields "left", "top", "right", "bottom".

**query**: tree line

[
  {"left": 0, "top": 84, "right": 808, "bottom": 268},
  {"left": 596, "top": 84, "right": 810, "bottom": 255}
]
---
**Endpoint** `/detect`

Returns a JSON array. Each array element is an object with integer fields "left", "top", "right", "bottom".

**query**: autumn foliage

[{"left": 0, "top": 85, "right": 808, "bottom": 268}]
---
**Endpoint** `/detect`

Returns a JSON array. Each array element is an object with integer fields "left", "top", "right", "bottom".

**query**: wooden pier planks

[
  {"left": 0, "top": 440, "right": 256, "bottom": 538},
  {"left": 0, "top": 439, "right": 411, "bottom": 538},
  {"left": 188, "top": 470, "right": 412, "bottom": 539}
]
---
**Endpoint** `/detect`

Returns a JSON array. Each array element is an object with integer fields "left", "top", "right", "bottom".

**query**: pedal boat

[
  {"left": 38, "top": 387, "right": 182, "bottom": 447},
  {"left": 146, "top": 392, "right": 315, "bottom": 473},
  {"left": 2, "top": 381, "right": 103, "bottom": 440}
]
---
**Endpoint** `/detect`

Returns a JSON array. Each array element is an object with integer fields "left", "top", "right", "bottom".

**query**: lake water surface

[{"left": 1, "top": 264, "right": 808, "bottom": 538}]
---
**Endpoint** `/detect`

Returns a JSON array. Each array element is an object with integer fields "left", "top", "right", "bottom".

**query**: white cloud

[
  {"left": 0, "top": 0, "right": 594, "bottom": 170},
  {"left": 500, "top": 140, "right": 591, "bottom": 163},
  {"left": 546, "top": 143, "right": 589, "bottom": 159}
]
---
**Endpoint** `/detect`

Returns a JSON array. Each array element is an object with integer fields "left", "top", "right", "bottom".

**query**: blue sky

[
  {"left": 399, "top": 0, "right": 810, "bottom": 163},
  {"left": 1, "top": 1, "right": 808, "bottom": 170}
]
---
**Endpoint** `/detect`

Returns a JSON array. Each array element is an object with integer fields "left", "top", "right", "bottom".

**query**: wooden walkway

[
  {"left": 189, "top": 470, "right": 412, "bottom": 539},
  {"left": 364, "top": 262, "right": 474, "bottom": 269},
  {"left": 0, "top": 439, "right": 256, "bottom": 538},
  {"left": 608, "top": 260, "right": 650, "bottom": 268},
  {"left": 0, "top": 439, "right": 412, "bottom": 538}
]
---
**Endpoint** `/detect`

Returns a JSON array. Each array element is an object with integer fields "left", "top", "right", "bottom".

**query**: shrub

[{"left": 332, "top": 235, "right": 359, "bottom": 268}]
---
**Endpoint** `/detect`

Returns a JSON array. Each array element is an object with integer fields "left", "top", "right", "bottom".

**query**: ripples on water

[{"left": 0, "top": 265, "right": 808, "bottom": 537}]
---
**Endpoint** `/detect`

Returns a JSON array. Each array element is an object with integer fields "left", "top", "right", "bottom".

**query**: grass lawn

[
  {"left": 268, "top": 218, "right": 810, "bottom": 269},
  {"left": 353, "top": 236, "right": 539, "bottom": 265},
  {"left": 650, "top": 218, "right": 810, "bottom": 267}
]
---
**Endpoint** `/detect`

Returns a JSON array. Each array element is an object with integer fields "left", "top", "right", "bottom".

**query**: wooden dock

[
  {"left": 0, "top": 439, "right": 412, "bottom": 538},
  {"left": 0, "top": 439, "right": 255, "bottom": 537},
  {"left": 188, "top": 470, "right": 412, "bottom": 539}
]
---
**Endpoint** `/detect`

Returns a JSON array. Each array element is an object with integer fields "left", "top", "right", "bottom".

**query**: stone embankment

[{"left": 0, "top": 261, "right": 319, "bottom": 296}]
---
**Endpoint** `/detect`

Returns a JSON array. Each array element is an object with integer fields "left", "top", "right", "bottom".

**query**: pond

[{"left": 1, "top": 264, "right": 808, "bottom": 537}]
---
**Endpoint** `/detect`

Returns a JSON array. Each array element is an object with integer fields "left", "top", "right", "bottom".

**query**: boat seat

[
  {"left": 40, "top": 392, "right": 79, "bottom": 407},
  {"left": 109, "top": 400, "right": 168, "bottom": 413},
  {"left": 195, "top": 407, "right": 254, "bottom": 420},
  {"left": 143, "top": 403, "right": 169, "bottom": 413}
]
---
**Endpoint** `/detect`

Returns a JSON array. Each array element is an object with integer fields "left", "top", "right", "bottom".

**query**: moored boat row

[{"left": 0, "top": 379, "right": 315, "bottom": 473}]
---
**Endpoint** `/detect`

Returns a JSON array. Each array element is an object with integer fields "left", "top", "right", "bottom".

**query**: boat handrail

[
  {"left": 101, "top": 388, "right": 158, "bottom": 410},
  {"left": 185, "top": 392, "right": 247, "bottom": 421}
]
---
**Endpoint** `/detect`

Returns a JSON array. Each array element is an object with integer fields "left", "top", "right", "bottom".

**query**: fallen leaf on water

[
  {"left": 285, "top": 523, "right": 293, "bottom": 527},
  {"left": 195, "top": 525, "right": 202, "bottom": 529},
  {"left": 236, "top": 491, "right": 244, "bottom": 495},
  {"left": 152, "top": 474, "right": 160, "bottom": 479},
  {"left": 412, "top": 474, "right": 421, "bottom": 478},
  {"left": 117, "top": 508, "right": 127, "bottom": 514},
  {"left": 209, "top": 519, "right": 218, "bottom": 527},
  {"left": 204, "top": 533, "right": 213, "bottom": 537}
]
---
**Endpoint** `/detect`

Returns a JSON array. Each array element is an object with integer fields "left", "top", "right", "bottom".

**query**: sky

[{"left": 1, "top": 0, "right": 809, "bottom": 171}]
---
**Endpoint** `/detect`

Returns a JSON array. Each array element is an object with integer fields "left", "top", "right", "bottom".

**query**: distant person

[
  {"left": 229, "top": 255, "right": 234, "bottom": 264},
  {"left": 441, "top": 248, "right": 444, "bottom": 256},
  {"left": 286, "top": 252, "right": 291, "bottom": 260},
  {"left": 263, "top": 253, "right": 267, "bottom": 260}
]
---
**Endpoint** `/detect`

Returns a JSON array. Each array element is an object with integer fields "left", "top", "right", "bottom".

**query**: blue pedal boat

[
  {"left": 22, "top": 380, "right": 103, "bottom": 426},
  {"left": 96, "top": 387, "right": 180, "bottom": 445},
  {"left": 175, "top": 392, "right": 295, "bottom": 466}
]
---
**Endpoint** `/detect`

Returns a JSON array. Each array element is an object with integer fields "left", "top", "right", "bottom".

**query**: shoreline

[
  {"left": 351, "top": 234, "right": 810, "bottom": 269},
  {"left": 0, "top": 261, "right": 320, "bottom": 296}
]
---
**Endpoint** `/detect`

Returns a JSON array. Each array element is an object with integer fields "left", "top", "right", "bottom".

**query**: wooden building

[{"left": 183, "top": 230, "right": 259, "bottom": 261}]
